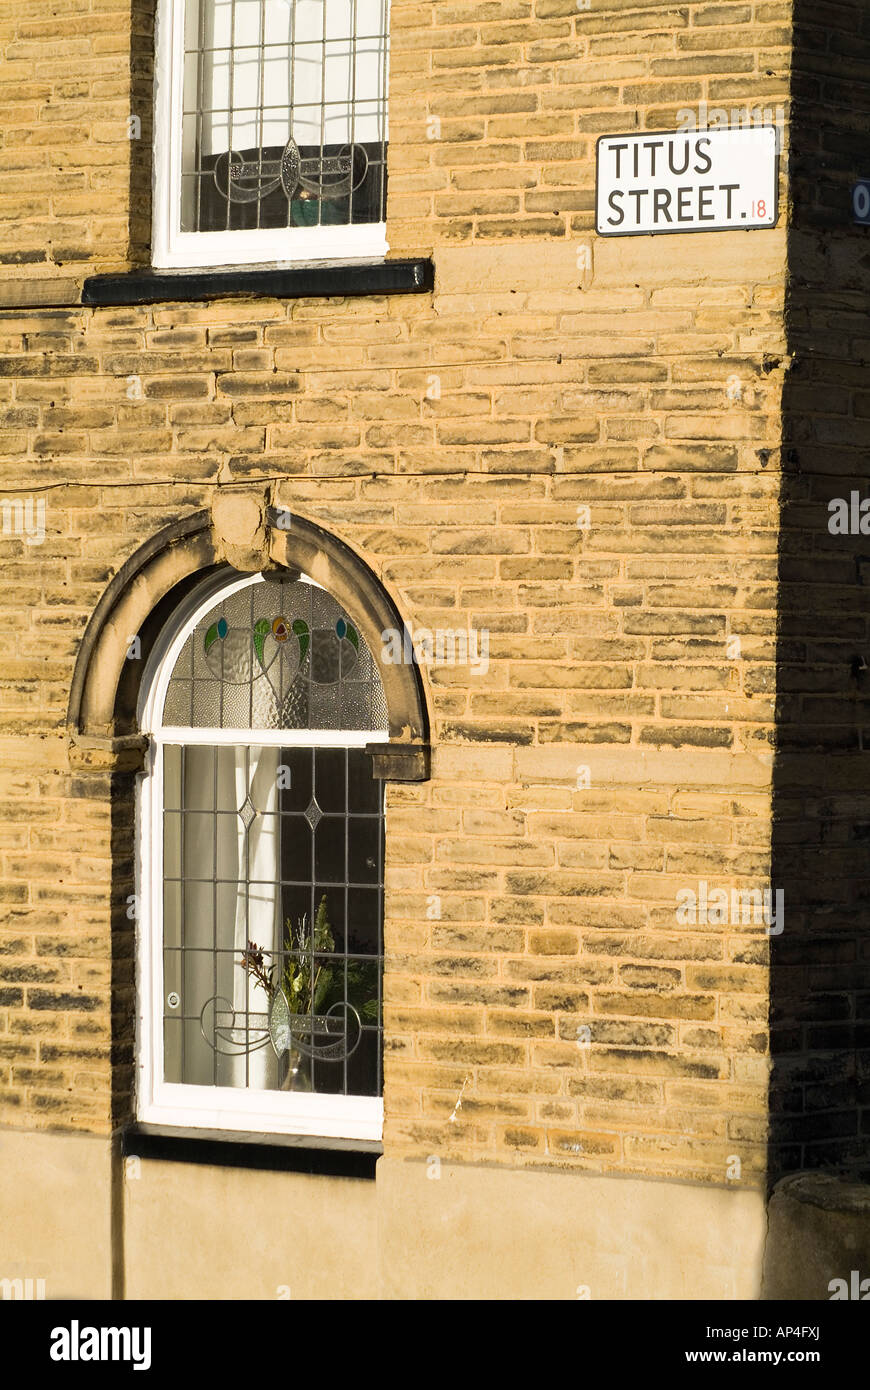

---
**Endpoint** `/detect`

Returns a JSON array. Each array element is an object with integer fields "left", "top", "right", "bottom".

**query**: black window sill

[
  {"left": 82, "top": 257, "right": 433, "bottom": 307},
  {"left": 121, "top": 1122, "right": 382, "bottom": 1179}
]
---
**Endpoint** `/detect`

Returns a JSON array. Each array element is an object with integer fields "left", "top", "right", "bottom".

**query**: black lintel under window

[{"left": 81, "top": 258, "right": 434, "bottom": 308}]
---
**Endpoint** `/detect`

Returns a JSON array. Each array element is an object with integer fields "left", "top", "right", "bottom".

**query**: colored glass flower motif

[
  {"left": 201, "top": 612, "right": 358, "bottom": 712},
  {"left": 291, "top": 618, "right": 310, "bottom": 664},
  {"left": 308, "top": 619, "right": 360, "bottom": 685},
  {"left": 203, "top": 615, "right": 257, "bottom": 681},
  {"left": 204, "top": 614, "right": 312, "bottom": 681}
]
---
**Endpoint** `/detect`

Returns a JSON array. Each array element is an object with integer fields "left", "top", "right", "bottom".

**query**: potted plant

[{"left": 239, "top": 895, "right": 378, "bottom": 1092}]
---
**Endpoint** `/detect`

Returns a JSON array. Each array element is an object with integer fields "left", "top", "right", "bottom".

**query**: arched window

[{"left": 136, "top": 568, "right": 388, "bottom": 1141}]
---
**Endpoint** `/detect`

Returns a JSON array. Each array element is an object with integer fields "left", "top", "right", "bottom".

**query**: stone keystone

[{"left": 211, "top": 489, "right": 268, "bottom": 571}]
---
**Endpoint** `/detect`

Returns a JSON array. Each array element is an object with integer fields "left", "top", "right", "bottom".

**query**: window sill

[
  {"left": 82, "top": 258, "right": 433, "bottom": 307},
  {"left": 121, "top": 1122, "right": 382, "bottom": 1179}
]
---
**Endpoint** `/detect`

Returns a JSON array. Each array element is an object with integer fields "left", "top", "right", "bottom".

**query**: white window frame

[
  {"left": 136, "top": 569, "right": 387, "bottom": 1141},
  {"left": 152, "top": 0, "right": 390, "bottom": 270}
]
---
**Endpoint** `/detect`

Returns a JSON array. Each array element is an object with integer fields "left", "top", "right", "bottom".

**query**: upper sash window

[{"left": 153, "top": 0, "right": 390, "bottom": 269}]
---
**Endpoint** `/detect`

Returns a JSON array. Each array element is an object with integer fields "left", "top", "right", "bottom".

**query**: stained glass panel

[{"left": 163, "top": 576, "right": 388, "bottom": 732}]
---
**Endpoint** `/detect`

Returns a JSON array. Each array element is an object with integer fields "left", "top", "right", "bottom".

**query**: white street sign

[{"left": 596, "top": 127, "right": 778, "bottom": 236}]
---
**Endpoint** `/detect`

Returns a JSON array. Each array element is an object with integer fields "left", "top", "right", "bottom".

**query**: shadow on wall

[
  {"left": 770, "top": 0, "right": 870, "bottom": 1184},
  {"left": 129, "top": 0, "right": 156, "bottom": 267}
]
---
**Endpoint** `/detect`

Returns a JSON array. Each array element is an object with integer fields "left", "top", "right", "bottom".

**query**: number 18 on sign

[{"left": 596, "top": 127, "right": 778, "bottom": 236}]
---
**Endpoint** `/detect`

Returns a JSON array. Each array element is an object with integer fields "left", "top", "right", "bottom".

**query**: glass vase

[{"left": 280, "top": 1045, "right": 313, "bottom": 1092}]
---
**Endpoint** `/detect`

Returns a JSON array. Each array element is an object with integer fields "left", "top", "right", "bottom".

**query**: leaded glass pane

[
  {"left": 161, "top": 743, "right": 384, "bottom": 1098},
  {"left": 181, "top": 0, "right": 389, "bottom": 234},
  {"left": 163, "top": 577, "right": 388, "bottom": 732}
]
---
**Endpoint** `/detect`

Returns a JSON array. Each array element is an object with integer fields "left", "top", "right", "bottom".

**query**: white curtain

[
  {"left": 179, "top": 744, "right": 281, "bottom": 1089},
  {"left": 188, "top": 0, "right": 387, "bottom": 155},
  {"left": 229, "top": 745, "right": 280, "bottom": 1088}
]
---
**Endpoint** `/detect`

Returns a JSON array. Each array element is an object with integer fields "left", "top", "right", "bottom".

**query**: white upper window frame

[
  {"left": 152, "top": 0, "right": 390, "bottom": 270},
  {"left": 135, "top": 569, "right": 387, "bottom": 1142}
]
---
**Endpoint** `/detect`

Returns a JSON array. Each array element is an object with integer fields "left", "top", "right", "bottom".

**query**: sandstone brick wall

[
  {"left": 0, "top": 0, "right": 789, "bottom": 281},
  {"left": 0, "top": 0, "right": 797, "bottom": 1188},
  {"left": 0, "top": 0, "right": 154, "bottom": 288},
  {"left": 388, "top": 0, "right": 791, "bottom": 252}
]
